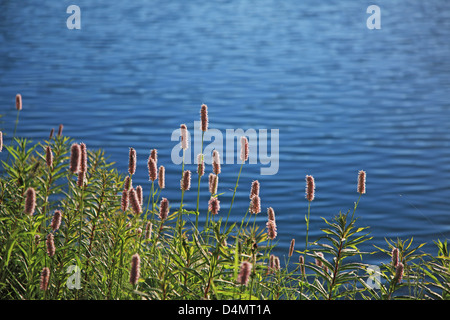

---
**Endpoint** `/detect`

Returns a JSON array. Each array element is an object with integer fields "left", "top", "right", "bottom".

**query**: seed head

[
  {"left": 358, "top": 170, "right": 366, "bottom": 194},
  {"left": 237, "top": 261, "right": 252, "bottom": 285},
  {"left": 289, "top": 239, "right": 295, "bottom": 257},
  {"left": 150, "top": 149, "right": 158, "bottom": 164},
  {"left": 15, "top": 93, "right": 22, "bottom": 111},
  {"left": 180, "top": 124, "right": 189, "bottom": 150},
  {"left": 77, "top": 171, "right": 85, "bottom": 187},
  {"left": 70, "top": 143, "right": 81, "bottom": 173},
  {"left": 129, "top": 188, "right": 142, "bottom": 214},
  {"left": 123, "top": 176, "right": 132, "bottom": 191},
  {"left": 158, "top": 166, "right": 165, "bottom": 189},
  {"left": 200, "top": 104, "right": 209, "bottom": 132},
  {"left": 121, "top": 189, "right": 129, "bottom": 212},
  {"left": 208, "top": 197, "right": 220, "bottom": 215},
  {"left": 24, "top": 187, "right": 36, "bottom": 216},
  {"left": 159, "top": 198, "right": 169, "bottom": 221},
  {"left": 40, "top": 267, "right": 50, "bottom": 291},
  {"left": 266, "top": 219, "right": 277, "bottom": 240},
  {"left": 128, "top": 147, "right": 136, "bottom": 175},
  {"left": 45, "top": 145, "right": 53, "bottom": 168},
  {"left": 181, "top": 170, "right": 191, "bottom": 191},
  {"left": 394, "top": 262, "right": 404, "bottom": 283},
  {"left": 305, "top": 175, "right": 315, "bottom": 202},
  {"left": 46, "top": 233, "right": 55, "bottom": 257},
  {"left": 49, "top": 128, "right": 54, "bottom": 140},
  {"left": 209, "top": 173, "right": 218, "bottom": 195},
  {"left": 212, "top": 150, "right": 221, "bottom": 175},
  {"left": 267, "top": 207, "right": 275, "bottom": 222},
  {"left": 250, "top": 195, "right": 261, "bottom": 214},
  {"left": 250, "top": 180, "right": 260, "bottom": 199},
  {"left": 197, "top": 153, "right": 205, "bottom": 177},
  {"left": 51, "top": 210, "right": 62, "bottom": 231},
  {"left": 145, "top": 221, "right": 152, "bottom": 240},
  {"left": 80, "top": 143, "right": 88, "bottom": 173},
  {"left": 136, "top": 185, "right": 143, "bottom": 206},
  {"left": 148, "top": 156, "right": 157, "bottom": 182},
  {"left": 129, "top": 253, "right": 141, "bottom": 285},
  {"left": 299, "top": 255, "right": 305, "bottom": 276},
  {"left": 57, "top": 124, "right": 64, "bottom": 137},
  {"left": 240, "top": 136, "right": 249, "bottom": 162},
  {"left": 392, "top": 247, "right": 399, "bottom": 267},
  {"left": 269, "top": 255, "right": 280, "bottom": 274}
]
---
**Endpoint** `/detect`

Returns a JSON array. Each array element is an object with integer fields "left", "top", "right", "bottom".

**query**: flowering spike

[
  {"left": 306, "top": 175, "right": 315, "bottom": 202},
  {"left": 266, "top": 219, "right": 277, "bottom": 240},
  {"left": 40, "top": 267, "right": 50, "bottom": 290},
  {"left": 128, "top": 147, "right": 136, "bottom": 175},
  {"left": 394, "top": 262, "right": 404, "bottom": 283},
  {"left": 180, "top": 124, "right": 189, "bottom": 150},
  {"left": 15, "top": 94, "right": 22, "bottom": 111},
  {"left": 123, "top": 176, "right": 132, "bottom": 191},
  {"left": 57, "top": 124, "right": 63, "bottom": 137},
  {"left": 212, "top": 150, "right": 221, "bottom": 175},
  {"left": 77, "top": 171, "right": 85, "bottom": 187},
  {"left": 148, "top": 157, "right": 157, "bottom": 182},
  {"left": 51, "top": 210, "right": 62, "bottom": 231},
  {"left": 250, "top": 195, "right": 261, "bottom": 214},
  {"left": 70, "top": 143, "right": 81, "bottom": 173},
  {"left": 158, "top": 166, "right": 165, "bottom": 189},
  {"left": 129, "top": 188, "right": 142, "bottom": 214},
  {"left": 392, "top": 247, "right": 399, "bottom": 267},
  {"left": 289, "top": 239, "right": 295, "bottom": 257},
  {"left": 208, "top": 197, "right": 220, "bottom": 215},
  {"left": 24, "top": 187, "right": 36, "bottom": 216},
  {"left": 80, "top": 143, "right": 87, "bottom": 173},
  {"left": 200, "top": 104, "right": 208, "bottom": 132},
  {"left": 240, "top": 136, "right": 249, "bottom": 162},
  {"left": 209, "top": 173, "right": 218, "bottom": 195},
  {"left": 237, "top": 261, "right": 252, "bottom": 285},
  {"left": 121, "top": 189, "right": 129, "bottom": 212},
  {"left": 129, "top": 253, "right": 141, "bottom": 285},
  {"left": 181, "top": 170, "right": 191, "bottom": 191},
  {"left": 150, "top": 149, "right": 158, "bottom": 164},
  {"left": 358, "top": 170, "right": 366, "bottom": 194},
  {"left": 136, "top": 185, "right": 143, "bottom": 206},
  {"left": 250, "top": 180, "right": 260, "bottom": 199},
  {"left": 159, "top": 198, "right": 169, "bottom": 220},
  {"left": 46, "top": 233, "right": 55, "bottom": 257},
  {"left": 197, "top": 153, "right": 205, "bottom": 177},
  {"left": 45, "top": 145, "right": 53, "bottom": 168}
]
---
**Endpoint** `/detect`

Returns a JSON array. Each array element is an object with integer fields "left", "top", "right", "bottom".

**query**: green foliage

[{"left": 0, "top": 130, "right": 448, "bottom": 300}]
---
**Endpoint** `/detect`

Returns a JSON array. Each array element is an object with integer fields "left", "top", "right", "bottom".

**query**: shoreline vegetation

[{"left": 1, "top": 97, "right": 449, "bottom": 300}]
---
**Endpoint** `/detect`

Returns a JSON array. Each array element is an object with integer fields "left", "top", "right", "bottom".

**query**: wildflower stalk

[
  {"left": 195, "top": 131, "right": 205, "bottom": 231},
  {"left": 225, "top": 160, "right": 244, "bottom": 232},
  {"left": 305, "top": 200, "right": 311, "bottom": 251},
  {"left": 305, "top": 175, "right": 315, "bottom": 251}
]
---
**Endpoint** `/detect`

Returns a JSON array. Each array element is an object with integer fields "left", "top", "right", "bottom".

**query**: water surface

[{"left": 1, "top": 0, "right": 450, "bottom": 265}]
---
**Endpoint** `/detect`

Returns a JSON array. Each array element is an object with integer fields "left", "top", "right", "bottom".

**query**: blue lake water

[{"left": 1, "top": 0, "right": 450, "bottom": 266}]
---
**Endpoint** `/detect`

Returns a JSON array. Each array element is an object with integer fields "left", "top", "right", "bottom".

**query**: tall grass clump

[{"left": 0, "top": 97, "right": 449, "bottom": 300}]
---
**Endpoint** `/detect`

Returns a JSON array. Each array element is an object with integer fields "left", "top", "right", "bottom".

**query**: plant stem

[
  {"left": 195, "top": 132, "right": 205, "bottom": 231},
  {"left": 305, "top": 200, "right": 311, "bottom": 251},
  {"left": 224, "top": 160, "right": 244, "bottom": 232}
]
